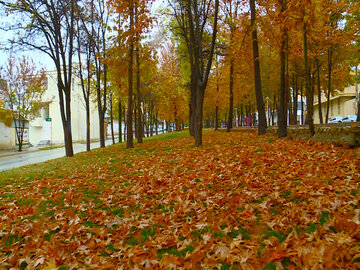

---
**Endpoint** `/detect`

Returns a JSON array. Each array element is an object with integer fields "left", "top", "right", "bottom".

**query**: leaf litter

[{"left": 0, "top": 131, "right": 359, "bottom": 269}]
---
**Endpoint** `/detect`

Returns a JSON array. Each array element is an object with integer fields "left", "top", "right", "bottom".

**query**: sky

[{"left": 0, "top": 0, "right": 165, "bottom": 71}]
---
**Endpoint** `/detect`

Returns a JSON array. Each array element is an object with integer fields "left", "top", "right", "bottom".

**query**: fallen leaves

[{"left": 0, "top": 131, "right": 359, "bottom": 269}]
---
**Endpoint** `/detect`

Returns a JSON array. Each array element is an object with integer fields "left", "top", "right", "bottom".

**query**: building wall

[
  {"left": 0, "top": 122, "right": 11, "bottom": 149},
  {"left": 313, "top": 84, "right": 357, "bottom": 124},
  {"left": 0, "top": 70, "right": 101, "bottom": 149}
]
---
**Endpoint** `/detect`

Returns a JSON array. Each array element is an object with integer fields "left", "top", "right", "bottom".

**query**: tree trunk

[
  {"left": 118, "top": 100, "right": 122, "bottom": 143},
  {"left": 194, "top": 87, "right": 204, "bottom": 146},
  {"left": 155, "top": 112, "right": 158, "bottom": 135},
  {"left": 150, "top": 100, "right": 154, "bottom": 136},
  {"left": 250, "top": 0, "right": 267, "bottom": 135},
  {"left": 59, "top": 81, "right": 74, "bottom": 157},
  {"left": 292, "top": 74, "right": 298, "bottom": 125},
  {"left": 123, "top": 106, "right": 126, "bottom": 142},
  {"left": 278, "top": 4, "right": 287, "bottom": 137},
  {"left": 110, "top": 92, "right": 115, "bottom": 145},
  {"left": 278, "top": 0, "right": 288, "bottom": 137},
  {"left": 189, "top": 78, "right": 196, "bottom": 137},
  {"left": 300, "top": 83, "right": 304, "bottom": 125},
  {"left": 86, "top": 102, "right": 90, "bottom": 151},
  {"left": 356, "top": 66, "right": 360, "bottom": 121},
  {"left": 316, "top": 59, "right": 323, "bottom": 124},
  {"left": 227, "top": 56, "right": 234, "bottom": 132},
  {"left": 325, "top": 49, "right": 333, "bottom": 123},
  {"left": 215, "top": 106, "right": 219, "bottom": 130},
  {"left": 14, "top": 120, "right": 24, "bottom": 152},
  {"left": 272, "top": 94, "right": 276, "bottom": 126},
  {"left": 303, "top": 15, "right": 315, "bottom": 136},
  {"left": 135, "top": 7, "right": 142, "bottom": 143},
  {"left": 99, "top": 109, "right": 105, "bottom": 147},
  {"left": 126, "top": 3, "right": 134, "bottom": 148},
  {"left": 240, "top": 103, "right": 243, "bottom": 126}
]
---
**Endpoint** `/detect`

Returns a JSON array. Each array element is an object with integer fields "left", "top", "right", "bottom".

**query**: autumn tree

[
  {"left": 249, "top": 0, "right": 267, "bottom": 134},
  {"left": 109, "top": 0, "right": 153, "bottom": 148},
  {"left": 0, "top": 0, "right": 78, "bottom": 157},
  {"left": 78, "top": 0, "right": 111, "bottom": 148},
  {"left": 156, "top": 42, "right": 189, "bottom": 130},
  {"left": 0, "top": 56, "right": 47, "bottom": 151},
  {"left": 220, "top": 0, "right": 242, "bottom": 132},
  {"left": 168, "top": 0, "right": 220, "bottom": 146},
  {"left": 75, "top": 1, "right": 96, "bottom": 152}
]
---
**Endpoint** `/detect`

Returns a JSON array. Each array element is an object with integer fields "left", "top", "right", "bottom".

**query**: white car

[
  {"left": 328, "top": 116, "right": 343, "bottom": 123},
  {"left": 341, "top": 115, "right": 357, "bottom": 123}
]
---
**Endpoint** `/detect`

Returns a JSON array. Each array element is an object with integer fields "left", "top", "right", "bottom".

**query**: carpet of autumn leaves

[{"left": 0, "top": 131, "right": 359, "bottom": 269}]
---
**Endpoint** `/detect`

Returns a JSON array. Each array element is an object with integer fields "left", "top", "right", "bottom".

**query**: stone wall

[{"left": 232, "top": 123, "right": 360, "bottom": 148}]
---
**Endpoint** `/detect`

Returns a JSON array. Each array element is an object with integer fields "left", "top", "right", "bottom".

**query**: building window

[{"left": 338, "top": 99, "right": 340, "bottom": 114}]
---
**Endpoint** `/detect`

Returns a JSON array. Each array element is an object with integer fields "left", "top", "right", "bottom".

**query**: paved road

[{"left": 0, "top": 139, "right": 115, "bottom": 172}]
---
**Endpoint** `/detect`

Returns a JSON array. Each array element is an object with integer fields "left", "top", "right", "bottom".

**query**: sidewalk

[
  {"left": 0, "top": 137, "right": 118, "bottom": 158},
  {"left": 0, "top": 146, "right": 40, "bottom": 158},
  {"left": 0, "top": 138, "right": 118, "bottom": 172}
]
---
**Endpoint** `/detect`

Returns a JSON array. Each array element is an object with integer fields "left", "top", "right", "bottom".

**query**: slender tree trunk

[
  {"left": 272, "top": 94, "right": 276, "bottom": 126},
  {"left": 150, "top": 100, "right": 154, "bottom": 136},
  {"left": 118, "top": 100, "right": 122, "bottom": 143},
  {"left": 194, "top": 87, "right": 204, "bottom": 146},
  {"left": 134, "top": 100, "right": 137, "bottom": 139},
  {"left": 110, "top": 92, "right": 115, "bottom": 145},
  {"left": 189, "top": 74, "right": 196, "bottom": 137},
  {"left": 240, "top": 103, "right": 243, "bottom": 126},
  {"left": 155, "top": 112, "right": 158, "bottom": 135},
  {"left": 86, "top": 102, "right": 90, "bottom": 151},
  {"left": 227, "top": 56, "right": 234, "bottom": 132},
  {"left": 126, "top": 3, "right": 134, "bottom": 148},
  {"left": 250, "top": 0, "right": 267, "bottom": 134},
  {"left": 14, "top": 119, "right": 24, "bottom": 152},
  {"left": 303, "top": 15, "right": 315, "bottom": 136},
  {"left": 215, "top": 106, "right": 219, "bottom": 130},
  {"left": 278, "top": 17, "right": 287, "bottom": 135},
  {"left": 293, "top": 74, "right": 298, "bottom": 125},
  {"left": 135, "top": 6, "right": 142, "bottom": 143},
  {"left": 356, "top": 66, "right": 360, "bottom": 121},
  {"left": 142, "top": 99, "right": 146, "bottom": 137},
  {"left": 300, "top": 83, "right": 304, "bottom": 125},
  {"left": 325, "top": 49, "right": 333, "bottom": 123},
  {"left": 123, "top": 106, "right": 126, "bottom": 142},
  {"left": 278, "top": 0, "right": 287, "bottom": 137},
  {"left": 316, "top": 59, "right": 323, "bottom": 124}
]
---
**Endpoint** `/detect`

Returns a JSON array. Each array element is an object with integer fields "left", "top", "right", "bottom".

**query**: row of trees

[
  {"left": 201, "top": 0, "right": 359, "bottom": 138},
  {"left": 0, "top": 0, "right": 359, "bottom": 154}
]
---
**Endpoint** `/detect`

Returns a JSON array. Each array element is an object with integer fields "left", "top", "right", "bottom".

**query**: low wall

[{"left": 233, "top": 123, "right": 360, "bottom": 148}]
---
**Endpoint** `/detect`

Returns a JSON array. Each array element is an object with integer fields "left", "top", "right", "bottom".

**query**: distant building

[
  {"left": 313, "top": 84, "right": 357, "bottom": 124},
  {"left": 0, "top": 70, "right": 100, "bottom": 149}
]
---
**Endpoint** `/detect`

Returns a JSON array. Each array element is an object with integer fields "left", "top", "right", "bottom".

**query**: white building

[
  {"left": 313, "top": 84, "right": 358, "bottom": 124},
  {"left": 0, "top": 70, "right": 100, "bottom": 149}
]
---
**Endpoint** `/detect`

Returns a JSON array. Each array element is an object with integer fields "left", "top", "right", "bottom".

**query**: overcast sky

[{"left": 0, "top": 0, "right": 165, "bottom": 71}]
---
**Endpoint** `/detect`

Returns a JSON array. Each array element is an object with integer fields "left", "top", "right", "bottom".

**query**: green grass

[
  {"left": 39, "top": 145, "right": 64, "bottom": 151},
  {"left": 0, "top": 130, "right": 189, "bottom": 183}
]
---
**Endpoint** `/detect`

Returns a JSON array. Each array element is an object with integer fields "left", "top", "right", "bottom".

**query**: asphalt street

[{"left": 0, "top": 139, "right": 115, "bottom": 172}]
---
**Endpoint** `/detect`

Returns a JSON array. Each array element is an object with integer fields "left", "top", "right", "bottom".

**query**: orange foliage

[{"left": 0, "top": 131, "right": 359, "bottom": 268}]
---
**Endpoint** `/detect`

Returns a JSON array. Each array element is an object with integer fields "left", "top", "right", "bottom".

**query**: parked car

[
  {"left": 341, "top": 115, "right": 357, "bottom": 123},
  {"left": 328, "top": 116, "right": 343, "bottom": 123}
]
